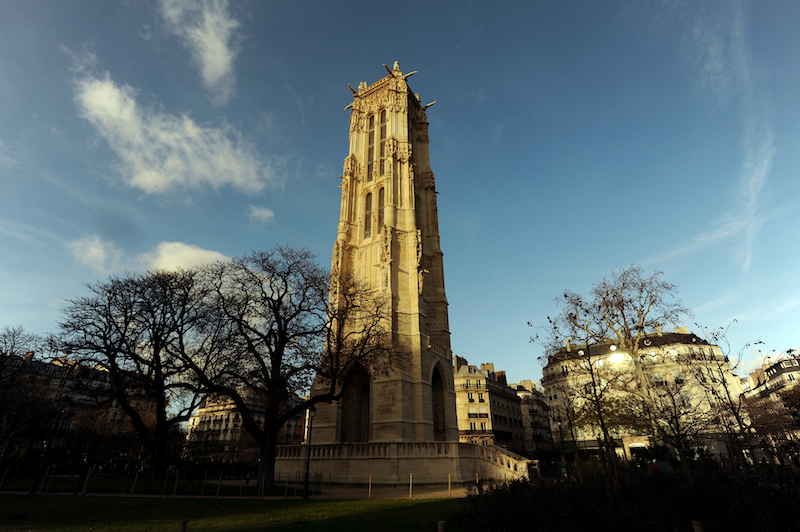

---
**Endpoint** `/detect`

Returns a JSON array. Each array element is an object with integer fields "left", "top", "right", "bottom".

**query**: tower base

[{"left": 275, "top": 441, "right": 534, "bottom": 486}]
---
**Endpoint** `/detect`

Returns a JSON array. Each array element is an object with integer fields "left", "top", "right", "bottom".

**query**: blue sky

[{"left": 2, "top": 0, "right": 799, "bottom": 383}]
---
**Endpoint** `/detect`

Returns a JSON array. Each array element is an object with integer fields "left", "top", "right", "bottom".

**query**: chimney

[
  {"left": 496, "top": 371, "right": 508, "bottom": 386},
  {"left": 565, "top": 339, "right": 571, "bottom": 352}
]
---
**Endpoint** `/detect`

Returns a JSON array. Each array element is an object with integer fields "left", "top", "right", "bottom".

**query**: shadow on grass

[
  {"left": 463, "top": 471, "right": 800, "bottom": 532},
  {"left": 0, "top": 495, "right": 476, "bottom": 532}
]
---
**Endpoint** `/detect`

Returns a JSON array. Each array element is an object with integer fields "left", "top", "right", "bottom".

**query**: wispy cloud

[
  {"left": 314, "top": 162, "right": 334, "bottom": 179},
  {"left": 72, "top": 61, "right": 278, "bottom": 195},
  {"left": 67, "top": 234, "right": 122, "bottom": 275},
  {"left": 137, "top": 241, "right": 229, "bottom": 271},
  {"left": 160, "top": 0, "right": 240, "bottom": 106},
  {"left": 643, "top": 0, "right": 775, "bottom": 273},
  {"left": 247, "top": 205, "right": 275, "bottom": 224},
  {"left": 0, "top": 139, "right": 17, "bottom": 167},
  {"left": 138, "top": 24, "right": 153, "bottom": 41}
]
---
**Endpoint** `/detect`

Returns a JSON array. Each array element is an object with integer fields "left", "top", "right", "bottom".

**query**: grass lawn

[
  {"left": 1, "top": 473, "right": 298, "bottom": 497},
  {"left": 0, "top": 495, "right": 476, "bottom": 532}
]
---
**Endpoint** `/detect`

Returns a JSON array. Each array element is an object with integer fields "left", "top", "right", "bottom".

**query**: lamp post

[{"left": 302, "top": 405, "right": 316, "bottom": 500}]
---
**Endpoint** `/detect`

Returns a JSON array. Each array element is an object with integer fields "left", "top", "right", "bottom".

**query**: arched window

[
  {"left": 364, "top": 193, "right": 372, "bottom": 238},
  {"left": 367, "top": 114, "right": 375, "bottom": 181},
  {"left": 341, "top": 364, "right": 371, "bottom": 443},
  {"left": 379, "top": 109, "right": 387, "bottom": 176},
  {"left": 378, "top": 188, "right": 385, "bottom": 230},
  {"left": 432, "top": 365, "right": 446, "bottom": 441}
]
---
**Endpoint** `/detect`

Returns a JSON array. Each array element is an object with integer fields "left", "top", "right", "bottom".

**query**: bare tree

[
  {"left": 680, "top": 325, "right": 761, "bottom": 466},
  {"left": 538, "top": 266, "right": 691, "bottom": 441},
  {"left": 183, "top": 247, "right": 396, "bottom": 488},
  {"left": 536, "top": 266, "right": 692, "bottom": 501},
  {"left": 59, "top": 270, "right": 204, "bottom": 477},
  {"left": 0, "top": 326, "right": 46, "bottom": 358},
  {"left": 636, "top": 376, "right": 711, "bottom": 468}
]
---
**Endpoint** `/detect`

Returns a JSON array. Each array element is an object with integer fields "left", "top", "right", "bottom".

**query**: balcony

[{"left": 459, "top": 429, "right": 493, "bottom": 436}]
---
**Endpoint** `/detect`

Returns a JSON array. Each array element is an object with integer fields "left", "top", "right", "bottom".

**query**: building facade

[
  {"left": 542, "top": 327, "right": 744, "bottom": 462},
  {"left": 185, "top": 393, "right": 304, "bottom": 462},
  {"left": 453, "top": 356, "right": 525, "bottom": 452},
  {"left": 0, "top": 352, "right": 133, "bottom": 462},
  {"left": 511, "top": 380, "right": 551, "bottom": 454},
  {"left": 743, "top": 356, "right": 800, "bottom": 457}
]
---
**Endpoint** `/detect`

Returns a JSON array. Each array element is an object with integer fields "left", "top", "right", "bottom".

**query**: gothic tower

[{"left": 313, "top": 63, "right": 458, "bottom": 444}]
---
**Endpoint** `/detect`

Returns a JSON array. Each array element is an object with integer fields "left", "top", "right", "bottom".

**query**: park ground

[{"left": 0, "top": 492, "right": 475, "bottom": 532}]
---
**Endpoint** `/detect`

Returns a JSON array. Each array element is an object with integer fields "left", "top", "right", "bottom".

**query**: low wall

[{"left": 275, "top": 441, "right": 534, "bottom": 486}]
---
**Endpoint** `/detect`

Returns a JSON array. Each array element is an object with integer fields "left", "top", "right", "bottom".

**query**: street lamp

[{"left": 302, "top": 405, "right": 316, "bottom": 500}]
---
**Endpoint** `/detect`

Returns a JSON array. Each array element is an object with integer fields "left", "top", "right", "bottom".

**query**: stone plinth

[{"left": 275, "top": 441, "right": 534, "bottom": 486}]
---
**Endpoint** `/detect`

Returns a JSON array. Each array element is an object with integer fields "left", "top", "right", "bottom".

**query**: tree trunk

[{"left": 258, "top": 428, "right": 280, "bottom": 489}]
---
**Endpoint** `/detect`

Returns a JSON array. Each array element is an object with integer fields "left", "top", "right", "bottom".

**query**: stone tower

[{"left": 313, "top": 63, "right": 458, "bottom": 444}]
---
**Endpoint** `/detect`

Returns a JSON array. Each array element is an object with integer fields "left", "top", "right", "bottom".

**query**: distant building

[
  {"left": 186, "top": 392, "right": 304, "bottom": 463},
  {"left": 743, "top": 356, "right": 800, "bottom": 454},
  {"left": 453, "top": 356, "right": 524, "bottom": 452},
  {"left": 0, "top": 352, "right": 132, "bottom": 461},
  {"left": 745, "top": 357, "right": 800, "bottom": 400},
  {"left": 509, "top": 380, "right": 551, "bottom": 454}
]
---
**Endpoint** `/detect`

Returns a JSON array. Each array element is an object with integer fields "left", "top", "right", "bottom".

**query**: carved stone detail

[
  {"left": 420, "top": 171, "right": 435, "bottom": 190},
  {"left": 386, "top": 137, "right": 398, "bottom": 158},
  {"left": 397, "top": 142, "right": 412, "bottom": 162}
]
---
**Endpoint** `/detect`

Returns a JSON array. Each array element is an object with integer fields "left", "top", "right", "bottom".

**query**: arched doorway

[
  {"left": 340, "top": 364, "right": 370, "bottom": 443},
  {"left": 431, "top": 365, "right": 447, "bottom": 441}
]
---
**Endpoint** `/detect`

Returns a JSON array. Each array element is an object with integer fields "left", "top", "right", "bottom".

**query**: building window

[
  {"left": 476, "top": 380, "right": 482, "bottom": 388},
  {"left": 379, "top": 109, "right": 387, "bottom": 176},
  {"left": 470, "top": 422, "right": 476, "bottom": 431},
  {"left": 364, "top": 193, "right": 372, "bottom": 238},
  {"left": 367, "top": 114, "right": 375, "bottom": 181},
  {"left": 468, "top": 392, "right": 474, "bottom": 402},
  {"left": 478, "top": 393, "right": 485, "bottom": 402},
  {"left": 378, "top": 188, "right": 385, "bottom": 230}
]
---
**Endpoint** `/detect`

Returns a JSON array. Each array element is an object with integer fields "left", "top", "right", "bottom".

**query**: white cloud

[
  {"left": 160, "top": 0, "right": 240, "bottom": 106},
  {"left": 248, "top": 205, "right": 275, "bottom": 224},
  {"left": 138, "top": 241, "right": 229, "bottom": 271},
  {"left": 74, "top": 70, "right": 277, "bottom": 195},
  {"left": 67, "top": 234, "right": 122, "bottom": 275},
  {"left": 67, "top": 235, "right": 228, "bottom": 274}
]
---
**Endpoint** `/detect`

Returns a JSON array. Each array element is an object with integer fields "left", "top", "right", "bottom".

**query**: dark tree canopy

[{"left": 59, "top": 270, "right": 205, "bottom": 477}]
